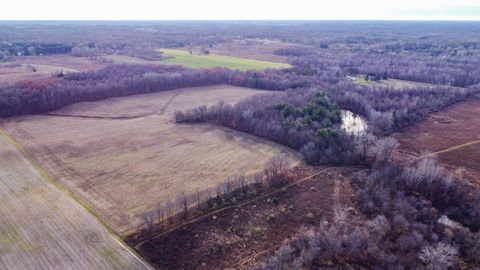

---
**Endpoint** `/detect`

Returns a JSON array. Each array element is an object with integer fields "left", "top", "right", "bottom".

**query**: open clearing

[
  {"left": 0, "top": 132, "right": 150, "bottom": 270},
  {"left": 11, "top": 55, "right": 105, "bottom": 71},
  {"left": 0, "top": 55, "right": 105, "bottom": 86},
  {"left": 351, "top": 75, "right": 464, "bottom": 89},
  {"left": 392, "top": 99, "right": 480, "bottom": 186},
  {"left": 0, "top": 63, "right": 76, "bottom": 87},
  {"left": 130, "top": 166, "right": 357, "bottom": 269},
  {"left": 1, "top": 85, "right": 301, "bottom": 234},
  {"left": 184, "top": 39, "right": 295, "bottom": 63},
  {"left": 102, "top": 55, "right": 166, "bottom": 65},
  {"left": 159, "top": 49, "right": 291, "bottom": 71}
]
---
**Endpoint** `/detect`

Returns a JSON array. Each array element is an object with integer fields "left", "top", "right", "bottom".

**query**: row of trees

[
  {"left": 139, "top": 156, "right": 290, "bottom": 241},
  {"left": 0, "top": 42, "right": 73, "bottom": 58},
  {"left": 254, "top": 138, "right": 480, "bottom": 269},
  {"left": 0, "top": 64, "right": 312, "bottom": 117}
]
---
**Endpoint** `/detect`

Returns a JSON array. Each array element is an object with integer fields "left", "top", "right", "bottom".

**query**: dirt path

[
  {"left": 414, "top": 139, "right": 480, "bottom": 160},
  {"left": 333, "top": 177, "right": 341, "bottom": 204}
]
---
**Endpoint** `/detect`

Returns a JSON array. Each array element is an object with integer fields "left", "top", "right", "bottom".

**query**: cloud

[{"left": 0, "top": 0, "right": 479, "bottom": 20}]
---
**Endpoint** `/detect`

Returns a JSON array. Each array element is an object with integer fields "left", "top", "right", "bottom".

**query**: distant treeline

[
  {"left": 0, "top": 64, "right": 312, "bottom": 117},
  {"left": 287, "top": 46, "right": 480, "bottom": 88},
  {"left": 0, "top": 42, "right": 73, "bottom": 59}
]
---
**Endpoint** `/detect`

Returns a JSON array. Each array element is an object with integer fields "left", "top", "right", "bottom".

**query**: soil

[
  {"left": 0, "top": 55, "right": 105, "bottom": 86},
  {"left": 180, "top": 39, "right": 295, "bottom": 63},
  {"left": 1, "top": 85, "right": 300, "bottom": 234}
]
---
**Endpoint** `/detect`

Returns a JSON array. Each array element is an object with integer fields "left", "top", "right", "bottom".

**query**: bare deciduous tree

[
  {"left": 177, "top": 192, "right": 189, "bottom": 219},
  {"left": 372, "top": 137, "right": 399, "bottom": 165},
  {"left": 419, "top": 243, "right": 459, "bottom": 270},
  {"left": 142, "top": 212, "right": 156, "bottom": 239}
]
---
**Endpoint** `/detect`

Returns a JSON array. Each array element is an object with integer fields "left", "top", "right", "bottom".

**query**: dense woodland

[
  {"left": 2, "top": 21, "right": 480, "bottom": 269},
  {"left": 324, "top": 83, "right": 478, "bottom": 134},
  {"left": 176, "top": 90, "right": 368, "bottom": 165},
  {"left": 176, "top": 83, "right": 478, "bottom": 164},
  {"left": 0, "top": 65, "right": 311, "bottom": 117},
  {"left": 0, "top": 42, "right": 73, "bottom": 59},
  {"left": 254, "top": 138, "right": 480, "bottom": 269}
]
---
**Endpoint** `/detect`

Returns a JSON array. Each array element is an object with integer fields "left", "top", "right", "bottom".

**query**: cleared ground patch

[
  {"left": 103, "top": 55, "right": 166, "bottom": 65},
  {"left": 0, "top": 63, "right": 73, "bottom": 87},
  {"left": 185, "top": 38, "right": 294, "bottom": 63},
  {"left": 0, "top": 132, "right": 150, "bottom": 270},
  {"left": 12, "top": 55, "right": 105, "bottom": 71},
  {"left": 2, "top": 85, "right": 301, "bottom": 234},
  {"left": 392, "top": 99, "right": 480, "bottom": 186},
  {"left": 159, "top": 49, "right": 291, "bottom": 71},
  {"left": 350, "top": 75, "right": 464, "bottom": 89},
  {"left": 0, "top": 55, "right": 105, "bottom": 86}
]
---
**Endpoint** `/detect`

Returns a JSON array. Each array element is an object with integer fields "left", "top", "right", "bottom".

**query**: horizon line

[{"left": 1, "top": 19, "right": 479, "bottom": 22}]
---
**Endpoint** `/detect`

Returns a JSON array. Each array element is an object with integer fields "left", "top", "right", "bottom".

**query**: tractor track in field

[
  {"left": 413, "top": 139, "right": 480, "bottom": 160},
  {"left": 0, "top": 129, "right": 154, "bottom": 270},
  {"left": 43, "top": 89, "right": 183, "bottom": 120},
  {"left": 398, "top": 139, "right": 480, "bottom": 165}
]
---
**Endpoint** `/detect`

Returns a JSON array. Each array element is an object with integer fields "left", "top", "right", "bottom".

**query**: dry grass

[
  {"left": 159, "top": 49, "right": 290, "bottom": 70},
  {"left": 437, "top": 143, "right": 480, "bottom": 186},
  {"left": 352, "top": 76, "right": 465, "bottom": 90},
  {"left": 392, "top": 99, "right": 480, "bottom": 186},
  {"left": 180, "top": 38, "right": 294, "bottom": 63},
  {"left": 0, "top": 132, "right": 150, "bottom": 270},
  {"left": 12, "top": 55, "right": 106, "bottom": 71},
  {"left": 103, "top": 55, "right": 166, "bottom": 65},
  {"left": 2, "top": 85, "right": 301, "bottom": 234},
  {"left": 0, "top": 63, "right": 70, "bottom": 86},
  {"left": 0, "top": 55, "right": 105, "bottom": 86}
]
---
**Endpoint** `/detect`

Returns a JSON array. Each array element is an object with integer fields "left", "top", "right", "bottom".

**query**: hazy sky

[{"left": 1, "top": 0, "right": 479, "bottom": 20}]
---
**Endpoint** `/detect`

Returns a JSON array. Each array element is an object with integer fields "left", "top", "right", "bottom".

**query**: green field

[{"left": 158, "top": 49, "right": 290, "bottom": 71}]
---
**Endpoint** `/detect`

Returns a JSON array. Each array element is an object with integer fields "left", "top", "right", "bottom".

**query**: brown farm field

[
  {"left": 0, "top": 55, "right": 105, "bottom": 86},
  {"left": 0, "top": 132, "right": 150, "bottom": 270},
  {"left": 1, "top": 85, "right": 301, "bottom": 234},
  {"left": 180, "top": 38, "right": 294, "bottom": 63},
  {"left": 102, "top": 55, "right": 166, "bottom": 65},
  {"left": 392, "top": 99, "right": 480, "bottom": 186},
  {"left": 12, "top": 55, "right": 106, "bottom": 71}
]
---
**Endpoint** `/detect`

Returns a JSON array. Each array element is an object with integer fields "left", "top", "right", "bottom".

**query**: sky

[{"left": 1, "top": 0, "right": 479, "bottom": 20}]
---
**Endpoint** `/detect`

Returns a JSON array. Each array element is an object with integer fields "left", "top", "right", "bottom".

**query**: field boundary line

[
  {"left": 0, "top": 129, "right": 154, "bottom": 270},
  {"left": 43, "top": 113, "right": 151, "bottom": 120},
  {"left": 43, "top": 87, "right": 183, "bottom": 120},
  {"left": 44, "top": 89, "right": 181, "bottom": 120},
  {"left": 134, "top": 166, "right": 359, "bottom": 249}
]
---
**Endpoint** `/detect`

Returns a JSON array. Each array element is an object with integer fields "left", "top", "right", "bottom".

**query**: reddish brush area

[
  {"left": 393, "top": 99, "right": 480, "bottom": 186},
  {"left": 127, "top": 166, "right": 358, "bottom": 269}
]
